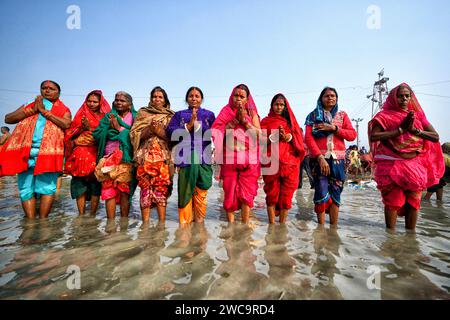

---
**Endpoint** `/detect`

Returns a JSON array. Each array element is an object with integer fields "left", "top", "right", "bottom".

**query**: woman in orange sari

[
  {"left": 0, "top": 80, "right": 71, "bottom": 219},
  {"left": 64, "top": 90, "right": 111, "bottom": 215},
  {"left": 369, "top": 83, "right": 444, "bottom": 230}
]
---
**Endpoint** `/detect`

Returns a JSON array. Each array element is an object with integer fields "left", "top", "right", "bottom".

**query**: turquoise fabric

[
  {"left": 17, "top": 167, "right": 59, "bottom": 201},
  {"left": 28, "top": 99, "right": 52, "bottom": 167}
]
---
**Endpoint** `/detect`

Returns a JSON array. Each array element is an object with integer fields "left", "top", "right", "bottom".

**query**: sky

[{"left": 1, "top": 0, "right": 449, "bottom": 148}]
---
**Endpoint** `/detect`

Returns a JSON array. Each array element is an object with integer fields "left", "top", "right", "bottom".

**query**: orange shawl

[{"left": 0, "top": 100, "right": 71, "bottom": 176}]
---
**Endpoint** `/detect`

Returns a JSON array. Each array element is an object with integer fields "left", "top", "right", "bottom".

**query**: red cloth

[
  {"left": 64, "top": 90, "right": 110, "bottom": 176},
  {"left": 260, "top": 94, "right": 304, "bottom": 210},
  {"left": 260, "top": 94, "right": 305, "bottom": 165},
  {"left": 0, "top": 100, "right": 70, "bottom": 176},
  {"left": 263, "top": 163, "right": 300, "bottom": 209},
  {"left": 305, "top": 111, "right": 356, "bottom": 159}
]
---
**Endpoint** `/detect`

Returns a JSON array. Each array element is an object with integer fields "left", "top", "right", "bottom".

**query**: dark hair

[
  {"left": 40, "top": 80, "right": 61, "bottom": 93},
  {"left": 87, "top": 92, "right": 101, "bottom": 101},
  {"left": 235, "top": 84, "right": 250, "bottom": 98},
  {"left": 396, "top": 85, "right": 411, "bottom": 96},
  {"left": 319, "top": 87, "right": 338, "bottom": 104},
  {"left": 270, "top": 93, "right": 291, "bottom": 126},
  {"left": 150, "top": 86, "right": 170, "bottom": 108},
  {"left": 1, "top": 126, "right": 10, "bottom": 132},
  {"left": 185, "top": 86, "right": 204, "bottom": 103}
]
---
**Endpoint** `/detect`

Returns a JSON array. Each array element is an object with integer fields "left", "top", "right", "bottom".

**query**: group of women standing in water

[{"left": 0, "top": 80, "right": 444, "bottom": 231}]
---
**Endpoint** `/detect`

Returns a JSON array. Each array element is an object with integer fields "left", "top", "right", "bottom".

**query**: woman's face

[
  {"left": 86, "top": 94, "right": 101, "bottom": 112},
  {"left": 321, "top": 89, "right": 337, "bottom": 109},
  {"left": 396, "top": 87, "right": 411, "bottom": 109},
  {"left": 187, "top": 89, "right": 202, "bottom": 109},
  {"left": 40, "top": 81, "right": 60, "bottom": 102},
  {"left": 232, "top": 88, "right": 248, "bottom": 109},
  {"left": 152, "top": 90, "right": 165, "bottom": 109},
  {"left": 272, "top": 97, "right": 286, "bottom": 115},
  {"left": 114, "top": 94, "right": 131, "bottom": 113}
]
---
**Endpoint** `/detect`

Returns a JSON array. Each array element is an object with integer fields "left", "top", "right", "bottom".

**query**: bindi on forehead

[{"left": 42, "top": 81, "right": 57, "bottom": 90}]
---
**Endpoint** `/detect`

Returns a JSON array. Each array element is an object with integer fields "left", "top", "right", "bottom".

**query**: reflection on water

[{"left": 0, "top": 175, "right": 449, "bottom": 299}]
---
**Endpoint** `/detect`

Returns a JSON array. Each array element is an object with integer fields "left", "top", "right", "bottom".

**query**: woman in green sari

[{"left": 93, "top": 91, "right": 136, "bottom": 219}]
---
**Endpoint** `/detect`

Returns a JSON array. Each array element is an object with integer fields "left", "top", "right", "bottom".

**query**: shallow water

[{"left": 0, "top": 175, "right": 449, "bottom": 300}]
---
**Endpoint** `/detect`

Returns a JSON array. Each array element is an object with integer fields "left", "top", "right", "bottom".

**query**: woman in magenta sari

[
  {"left": 211, "top": 84, "right": 261, "bottom": 223},
  {"left": 369, "top": 83, "right": 444, "bottom": 230},
  {"left": 64, "top": 90, "right": 111, "bottom": 215}
]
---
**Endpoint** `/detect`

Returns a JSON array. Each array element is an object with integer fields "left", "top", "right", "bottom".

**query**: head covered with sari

[
  {"left": 211, "top": 84, "right": 260, "bottom": 164},
  {"left": 66, "top": 90, "right": 111, "bottom": 139},
  {"left": 305, "top": 87, "right": 339, "bottom": 138},
  {"left": 369, "top": 83, "right": 431, "bottom": 155},
  {"left": 369, "top": 82, "right": 444, "bottom": 189},
  {"left": 382, "top": 83, "right": 423, "bottom": 113},
  {"left": 64, "top": 90, "right": 111, "bottom": 174},
  {"left": 212, "top": 84, "right": 259, "bottom": 136},
  {"left": 261, "top": 93, "right": 305, "bottom": 157}
]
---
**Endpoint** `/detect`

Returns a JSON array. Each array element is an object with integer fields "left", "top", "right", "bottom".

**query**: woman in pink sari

[
  {"left": 212, "top": 84, "right": 261, "bottom": 223},
  {"left": 369, "top": 83, "right": 444, "bottom": 230}
]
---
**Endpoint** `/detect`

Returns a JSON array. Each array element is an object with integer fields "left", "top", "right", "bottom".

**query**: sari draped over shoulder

[
  {"left": 93, "top": 100, "right": 137, "bottom": 201},
  {"left": 260, "top": 94, "right": 305, "bottom": 165},
  {"left": 211, "top": 85, "right": 261, "bottom": 211},
  {"left": 260, "top": 94, "right": 305, "bottom": 210},
  {"left": 130, "top": 101, "right": 175, "bottom": 208},
  {"left": 0, "top": 99, "right": 71, "bottom": 176},
  {"left": 211, "top": 87, "right": 260, "bottom": 166},
  {"left": 369, "top": 83, "right": 444, "bottom": 192},
  {"left": 93, "top": 106, "right": 136, "bottom": 164},
  {"left": 64, "top": 90, "right": 110, "bottom": 177}
]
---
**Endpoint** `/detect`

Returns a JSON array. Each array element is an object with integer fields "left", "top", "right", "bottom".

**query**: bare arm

[
  {"left": 243, "top": 114, "right": 261, "bottom": 138},
  {"left": 5, "top": 104, "right": 35, "bottom": 124},
  {"left": 370, "top": 123, "right": 402, "bottom": 142},
  {"left": 42, "top": 111, "right": 72, "bottom": 130},
  {"left": 0, "top": 134, "right": 8, "bottom": 145},
  {"left": 411, "top": 123, "right": 439, "bottom": 143},
  {"left": 153, "top": 124, "right": 168, "bottom": 140}
]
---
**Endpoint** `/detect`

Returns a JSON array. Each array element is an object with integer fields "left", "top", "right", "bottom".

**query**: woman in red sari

[
  {"left": 211, "top": 84, "right": 261, "bottom": 223},
  {"left": 1, "top": 80, "right": 71, "bottom": 219},
  {"left": 260, "top": 94, "right": 305, "bottom": 223},
  {"left": 369, "top": 83, "right": 444, "bottom": 230},
  {"left": 64, "top": 90, "right": 111, "bottom": 215}
]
